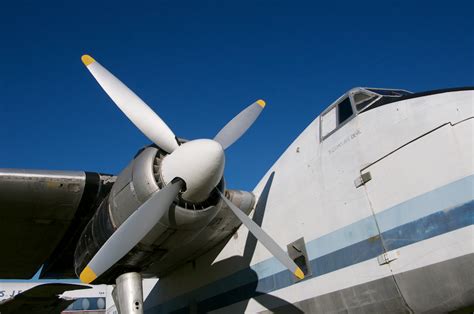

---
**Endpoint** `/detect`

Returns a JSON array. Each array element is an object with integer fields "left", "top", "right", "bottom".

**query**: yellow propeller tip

[
  {"left": 79, "top": 266, "right": 97, "bottom": 284},
  {"left": 257, "top": 99, "right": 266, "bottom": 108},
  {"left": 81, "top": 55, "right": 95, "bottom": 66},
  {"left": 294, "top": 267, "right": 305, "bottom": 280}
]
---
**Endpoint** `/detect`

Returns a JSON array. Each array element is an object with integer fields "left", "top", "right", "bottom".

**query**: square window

[
  {"left": 337, "top": 98, "right": 353, "bottom": 124},
  {"left": 321, "top": 106, "right": 336, "bottom": 138}
]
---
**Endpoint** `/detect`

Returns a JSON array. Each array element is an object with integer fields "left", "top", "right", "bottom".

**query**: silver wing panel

[{"left": 0, "top": 169, "right": 87, "bottom": 279}]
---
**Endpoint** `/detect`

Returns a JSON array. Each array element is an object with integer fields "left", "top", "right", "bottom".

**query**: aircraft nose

[{"left": 161, "top": 139, "right": 225, "bottom": 203}]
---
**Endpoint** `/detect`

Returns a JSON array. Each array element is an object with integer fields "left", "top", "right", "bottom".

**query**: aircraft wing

[
  {"left": 0, "top": 283, "right": 90, "bottom": 313},
  {"left": 0, "top": 169, "right": 114, "bottom": 279}
]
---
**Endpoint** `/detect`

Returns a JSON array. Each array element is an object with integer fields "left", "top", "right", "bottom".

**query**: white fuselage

[
  {"left": 144, "top": 89, "right": 474, "bottom": 313},
  {"left": 0, "top": 281, "right": 107, "bottom": 311}
]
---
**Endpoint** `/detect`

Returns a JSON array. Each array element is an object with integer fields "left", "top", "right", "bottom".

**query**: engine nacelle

[{"left": 74, "top": 146, "right": 225, "bottom": 282}]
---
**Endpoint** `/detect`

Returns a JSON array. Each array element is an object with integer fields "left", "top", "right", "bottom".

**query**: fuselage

[{"left": 144, "top": 87, "right": 474, "bottom": 313}]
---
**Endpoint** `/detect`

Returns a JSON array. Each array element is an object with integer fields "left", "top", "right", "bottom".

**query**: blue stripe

[
  {"left": 375, "top": 175, "right": 474, "bottom": 233},
  {"left": 305, "top": 175, "right": 474, "bottom": 262},
  {"left": 151, "top": 176, "right": 474, "bottom": 312},
  {"left": 383, "top": 201, "right": 473, "bottom": 251}
]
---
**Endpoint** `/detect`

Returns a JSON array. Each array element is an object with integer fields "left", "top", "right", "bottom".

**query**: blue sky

[{"left": 0, "top": 0, "right": 472, "bottom": 191}]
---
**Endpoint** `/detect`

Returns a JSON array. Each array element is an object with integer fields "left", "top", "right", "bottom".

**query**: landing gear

[{"left": 112, "top": 272, "right": 144, "bottom": 314}]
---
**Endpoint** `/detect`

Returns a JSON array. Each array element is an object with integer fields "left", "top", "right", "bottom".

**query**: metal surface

[
  {"left": 257, "top": 272, "right": 410, "bottom": 314},
  {"left": 394, "top": 253, "right": 474, "bottom": 313},
  {"left": 161, "top": 139, "right": 225, "bottom": 202},
  {"left": 109, "top": 147, "right": 160, "bottom": 228},
  {"left": 143, "top": 189, "right": 255, "bottom": 277},
  {"left": 219, "top": 190, "right": 304, "bottom": 279},
  {"left": 82, "top": 55, "right": 179, "bottom": 153},
  {"left": 113, "top": 272, "right": 144, "bottom": 314},
  {"left": 74, "top": 146, "right": 248, "bottom": 283},
  {"left": 287, "top": 237, "right": 312, "bottom": 280},
  {"left": 41, "top": 172, "right": 115, "bottom": 279},
  {"left": 213, "top": 99, "right": 266, "bottom": 150},
  {"left": 0, "top": 169, "right": 86, "bottom": 278},
  {"left": 80, "top": 180, "right": 184, "bottom": 283},
  {"left": 144, "top": 89, "right": 473, "bottom": 313},
  {"left": 354, "top": 171, "right": 371, "bottom": 188},
  {"left": 258, "top": 253, "right": 473, "bottom": 313}
]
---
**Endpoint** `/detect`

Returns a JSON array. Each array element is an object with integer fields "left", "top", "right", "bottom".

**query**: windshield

[
  {"left": 367, "top": 88, "right": 411, "bottom": 97},
  {"left": 352, "top": 90, "right": 379, "bottom": 111}
]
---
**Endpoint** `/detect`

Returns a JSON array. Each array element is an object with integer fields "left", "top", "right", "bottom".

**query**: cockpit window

[
  {"left": 367, "top": 88, "right": 411, "bottom": 97},
  {"left": 320, "top": 96, "right": 354, "bottom": 140},
  {"left": 321, "top": 106, "right": 337, "bottom": 138},
  {"left": 353, "top": 91, "right": 373, "bottom": 104},
  {"left": 338, "top": 97, "right": 353, "bottom": 124},
  {"left": 320, "top": 87, "right": 412, "bottom": 141},
  {"left": 352, "top": 90, "right": 379, "bottom": 111}
]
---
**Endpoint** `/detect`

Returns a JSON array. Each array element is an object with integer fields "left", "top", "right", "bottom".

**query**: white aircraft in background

[
  {"left": 0, "top": 281, "right": 106, "bottom": 312},
  {"left": 0, "top": 54, "right": 472, "bottom": 313},
  {"left": 0, "top": 278, "right": 159, "bottom": 313}
]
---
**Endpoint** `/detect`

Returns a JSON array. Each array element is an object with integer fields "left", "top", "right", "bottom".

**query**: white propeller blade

[
  {"left": 214, "top": 100, "right": 266, "bottom": 150},
  {"left": 79, "top": 179, "right": 184, "bottom": 284},
  {"left": 218, "top": 191, "right": 305, "bottom": 280},
  {"left": 81, "top": 55, "right": 178, "bottom": 153}
]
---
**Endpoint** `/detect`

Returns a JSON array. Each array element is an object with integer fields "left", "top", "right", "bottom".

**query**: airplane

[
  {"left": 0, "top": 280, "right": 106, "bottom": 313},
  {"left": 0, "top": 278, "right": 159, "bottom": 313},
  {"left": 0, "top": 54, "right": 472, "bottom": 313}
]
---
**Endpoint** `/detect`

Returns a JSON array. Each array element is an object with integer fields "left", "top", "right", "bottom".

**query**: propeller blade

[
  {"left": 213, "top": 100, "right": 266, "bottom": 150},
  {"left": 218, "top": 190, "right": 304, "bottom": 280},
  {"left": 81, "top": 55, "right": 179, "bottom": 153},
  {"left": 79, "top": 179, "right": 184, "bottom": 284}
]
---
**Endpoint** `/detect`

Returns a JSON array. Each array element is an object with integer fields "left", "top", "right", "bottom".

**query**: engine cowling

[{"left": 74, "top": 145, "right": 227, "bottom": 282}]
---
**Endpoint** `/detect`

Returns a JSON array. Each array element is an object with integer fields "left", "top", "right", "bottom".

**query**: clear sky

[{"left": 0, "top": 0, "right": 472, "bottom": 191}]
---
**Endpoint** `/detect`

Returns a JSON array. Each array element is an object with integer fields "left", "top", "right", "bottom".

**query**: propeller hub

[{"left": 161, "top": 139, "right": 225, "bottom": 203}]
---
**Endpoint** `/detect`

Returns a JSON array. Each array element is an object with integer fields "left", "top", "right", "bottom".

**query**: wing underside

[{"left": 0, "top": 169, "right": 114, "bottom": 279}]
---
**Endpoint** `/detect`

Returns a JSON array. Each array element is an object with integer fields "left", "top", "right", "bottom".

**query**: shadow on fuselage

[{"left": 146, "top": 172, "right": 303, "bottom": 313}]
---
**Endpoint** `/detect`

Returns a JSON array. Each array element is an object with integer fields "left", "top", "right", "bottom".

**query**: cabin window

[
  {"left": 321, "top": 106, "right": 337, "bottom": 137},
  {"left": 338, "top": 97, "right": 353, "bottom": 124}
]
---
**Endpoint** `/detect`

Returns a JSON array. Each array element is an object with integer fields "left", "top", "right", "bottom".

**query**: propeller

[
  {"left": 79, "top": 179, "right": 184, "bottom": 284},
  {"left": 218, "top": 191, "right": 305, "bottom": 280},
  {"left": 81, "top": 55, "right": 178, "bottom": 153},
  {"left": 213, "top": 99, "right": 265, "bottom": 150},
  {"left": 81, "top": 55, "right": 265, "bottom": 153},
  {"left": 80, "top": 54, "right": 301, "bottom": 283}
]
